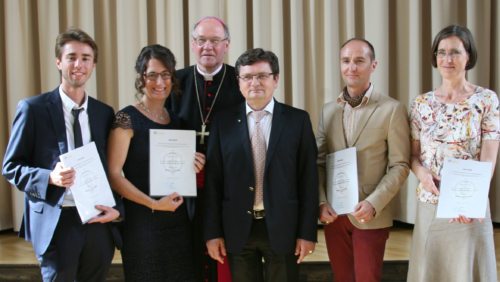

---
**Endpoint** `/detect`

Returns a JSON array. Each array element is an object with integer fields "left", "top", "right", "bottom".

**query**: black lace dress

[{"left": 113, "top": 106, "right": 195, "bottom": 282}]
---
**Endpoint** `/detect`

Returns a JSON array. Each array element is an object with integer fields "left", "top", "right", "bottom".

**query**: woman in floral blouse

[{"left": 407, "top": 25, "right": 499, "bottom": 282}]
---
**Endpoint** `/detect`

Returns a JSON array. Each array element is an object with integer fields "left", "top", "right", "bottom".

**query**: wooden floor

[{"left": 0, "top": 226, "right": 498, "bottom": 275}]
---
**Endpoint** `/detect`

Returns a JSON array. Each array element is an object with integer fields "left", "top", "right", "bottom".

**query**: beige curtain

[{"left": 0, "top": 0, "right": 498, "bottom": 230}]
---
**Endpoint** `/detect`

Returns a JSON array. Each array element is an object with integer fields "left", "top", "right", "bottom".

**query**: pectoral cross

[{"left": 197, "top": 124, "right": 210, "bottom": 144}]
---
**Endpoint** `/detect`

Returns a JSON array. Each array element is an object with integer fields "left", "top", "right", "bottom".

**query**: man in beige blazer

[{"left": 317, "top": 38, "right": 410, "bottom": 282}]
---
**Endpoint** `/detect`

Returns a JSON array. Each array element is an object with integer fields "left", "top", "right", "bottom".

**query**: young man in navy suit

[
  {"left": 2, "top": 28, "right": 121, "bottom": 281},
  {"left": 204, "top": 48, "right": 319, "bottom": 282}
]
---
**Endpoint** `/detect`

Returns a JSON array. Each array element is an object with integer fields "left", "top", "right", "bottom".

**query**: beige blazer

[{"left": 317, "top": 89, "right": 410, "bottom": 229}]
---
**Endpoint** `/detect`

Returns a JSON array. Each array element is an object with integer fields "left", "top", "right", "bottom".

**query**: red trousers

[{"left": 324, "top": 216, "right": 389, "bottom": 282}]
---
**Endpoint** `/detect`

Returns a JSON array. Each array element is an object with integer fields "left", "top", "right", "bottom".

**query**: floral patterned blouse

[{"left": 410, "top": 86, "right": 500, "bottom": 204}]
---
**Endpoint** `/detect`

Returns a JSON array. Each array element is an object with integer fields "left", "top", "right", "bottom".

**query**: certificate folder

[
  {"left": 59, "top": 142, "right": 116, "bottom": 223},
  {"left": 326, "top": 147, "right": 359, "bottom": 214},
  {"left": 149, "top": 129, "right": 197, "bottom": 197},
  {"left": 436, "top": 158, "right": 492, "bottom": 218}
]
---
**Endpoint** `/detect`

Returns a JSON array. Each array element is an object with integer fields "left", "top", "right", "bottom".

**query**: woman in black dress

[{"left": 107, "top": 44, "right": 205, "bottom": 281}]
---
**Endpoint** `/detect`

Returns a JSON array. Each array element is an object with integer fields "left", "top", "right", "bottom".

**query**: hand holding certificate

[
  {"left": 149, "top": 129, "right": 197, "bottom": 197},
  {"left": 326, "top": 147, "right": 359, "bottom": 214},
  {"left": 436, "top": 158, "right": 493, "bottom": 218},
  {"left": 59, "top": 142, "right": 116, "bottom": 223}
]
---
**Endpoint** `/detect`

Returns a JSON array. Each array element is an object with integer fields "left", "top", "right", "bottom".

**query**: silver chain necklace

[{"left": 138, "top": 101, "right": 168, "bottom": 121}]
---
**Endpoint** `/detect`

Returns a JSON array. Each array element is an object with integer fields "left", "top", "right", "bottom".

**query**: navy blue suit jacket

[
  {"left": 204, "top": 101, "right": 319, "bottom": 254},
  {"left": 2, "top": 87, "right": 121, "bottom": 256}
]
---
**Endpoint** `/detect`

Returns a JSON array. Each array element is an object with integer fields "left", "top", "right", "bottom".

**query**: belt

[{"left": 252, "top": 209, "right": 265, "bottom": 219}]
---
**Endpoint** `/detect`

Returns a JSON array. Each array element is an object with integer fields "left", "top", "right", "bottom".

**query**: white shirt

[
  {"left": 246, "top": 99, "right": 274, "bottom": 147},
  {"left": 59, "top": 86, "right": 91, "bottom": 206}
]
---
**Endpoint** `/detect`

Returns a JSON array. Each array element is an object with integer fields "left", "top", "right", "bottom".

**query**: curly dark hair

[{"left": 134, "top": 44, "right": 179, "bottom": 96}]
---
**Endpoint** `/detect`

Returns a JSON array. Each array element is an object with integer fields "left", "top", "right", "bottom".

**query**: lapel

[
  {"left": 236, "top": 104, "right": 253, "bottom": 164},
  {"left": 47, "top": 88, "right": 68, "bottom": 154},
  {"left": 332, "top": 105, "right": 347, "bottom": 149},
  {"left": 265, "top": 101, "right": 285, "bottom": 171},
  {"left": 87, "top": 97, "right": 98, "bottom": 142},
  {"left": 349, "top": 91, "right": 380, "bottom": 147}
]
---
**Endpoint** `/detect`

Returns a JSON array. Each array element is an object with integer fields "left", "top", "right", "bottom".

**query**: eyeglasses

[
  {"left": 144, "top": 72, "right": 171, "bottom": 81},
  {"left": 238, "top": 73, "right": 275, "bottom": 83},
  {"left": 193, "top": 37, "right": 228, "bottom": 47},
  {"left": 435, "top": 49, "right": 464, "bottom": 60}
]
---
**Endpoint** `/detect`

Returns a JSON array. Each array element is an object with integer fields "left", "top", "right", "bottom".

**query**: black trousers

[
  {"left": 38, "top": 208, "right": 115, "bottom": 282},
  {"left": 228, "top": 219, "right": 298, "bottom": 282},
  {"left": 188, "top": 189, "right": 218, "bottom": 282}
]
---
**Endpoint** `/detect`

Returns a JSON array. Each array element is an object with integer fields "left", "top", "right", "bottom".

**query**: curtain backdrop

[{"left": 0, "top": 0, "right": 498, "bottom": 230}]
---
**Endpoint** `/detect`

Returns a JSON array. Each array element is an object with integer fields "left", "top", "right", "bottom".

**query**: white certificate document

[
  {"left": 326, "top": 147, "right": 359, "bottom": 214},
  {"left": 436, "top": 158, "right": 492, "bottom": 218},
  {"left": 59, "top": 142, "right": 116, "bottom": 223},
  {"left": 150, "top": 129, "right": 196, "bottom": 197}
]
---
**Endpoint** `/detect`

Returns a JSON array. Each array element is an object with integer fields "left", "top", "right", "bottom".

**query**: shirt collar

[
  {"left": 336, "top": 83, "right": 374, "bottom": 108},
  {"left": 246, "top": 98, "right": 275, "bottom": 116},
  {"left": 196, "top": 64, "right": 224, "bottom": 80},
  {"left": 59, "top": 85, "right": 89, "bottom": 112}
]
